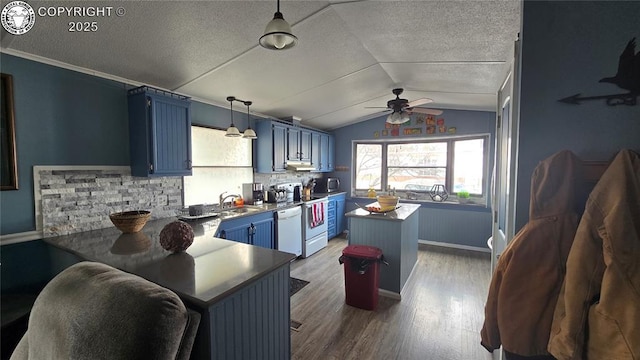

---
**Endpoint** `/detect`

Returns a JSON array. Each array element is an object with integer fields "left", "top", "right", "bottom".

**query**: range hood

[{"left": 286, "top": 161, "right": 316, "bottom": 171}]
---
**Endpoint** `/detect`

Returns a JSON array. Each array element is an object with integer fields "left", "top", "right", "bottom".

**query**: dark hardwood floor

[{"left": 290, "top": 235, "right": 493, "bottom": 360}]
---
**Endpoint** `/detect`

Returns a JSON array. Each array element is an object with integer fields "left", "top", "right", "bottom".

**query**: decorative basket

[{"left": 109, "top": 210, "right": 151, "bottom": 233}]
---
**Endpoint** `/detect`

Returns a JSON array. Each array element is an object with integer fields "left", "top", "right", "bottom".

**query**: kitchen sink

[{"left": 219, "top": 206, "right": 263, "bottom": 217}]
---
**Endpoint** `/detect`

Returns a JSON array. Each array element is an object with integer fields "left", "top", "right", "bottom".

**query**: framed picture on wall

[{"left": 1, "top": 73, "right": 18, "bottom": 190}]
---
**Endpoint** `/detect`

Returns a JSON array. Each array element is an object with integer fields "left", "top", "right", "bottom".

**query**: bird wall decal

[
  {"left": 559, "top": 37, "right": 639, "bottom": 106},
  {"left": 599, "top": 37, "right": 639, "bottom": 94}
]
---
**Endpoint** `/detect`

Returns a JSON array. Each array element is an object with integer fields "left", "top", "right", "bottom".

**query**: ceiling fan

[{"left": 367, "top": 88, "right": 443, "bottom": 124}]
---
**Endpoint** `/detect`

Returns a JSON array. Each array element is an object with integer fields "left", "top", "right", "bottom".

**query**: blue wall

[
  {"left": 332, "top": 109, "right": 496, "bottom": 196},
  {"left": 0, "top": 54, "right": 254, "bottom": 235},
  {"left": 332, "top": 109, "right": 496, "bottom": 248},
  {"left": 515, "top": 1, "right": 640, "bottom": 231}
]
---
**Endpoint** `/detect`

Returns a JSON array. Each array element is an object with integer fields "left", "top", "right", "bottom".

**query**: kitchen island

[
  {"left": 43, "top": 216, "right": 296, "bottom": 360},
  {"left": 345, "top": 202, "right": 420, "bottom": 298}
]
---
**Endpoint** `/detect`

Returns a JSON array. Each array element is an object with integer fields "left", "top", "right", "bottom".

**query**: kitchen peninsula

[
  {"left": 43, "top": 216, "right": 295, "bottom": 360},
  {"left": 345, "top": 202, "right": 420, "bottom": 298}
]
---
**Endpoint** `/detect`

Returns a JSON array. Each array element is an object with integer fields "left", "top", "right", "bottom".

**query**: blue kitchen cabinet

[
  {"left": 319, "top": 133, "right": 330, "bottom": 172},
  {"left": 287, "top": 127, "right": 312, "bottom": 162},
  {"left": 327, "top": 134, "right": 335, "bottom": 172},
  {"left": 327, "top": 198, "right": 337, "bottom": 239},
  {"left": 216, "top": 211, "right": 275, "bottom": 249},
  {"left": 128, "top": 86, "right": 192, "bottom": 177},
  {"left": 311, "top": 132, "right": 321, "bottom": 171},
  {"left": 311, "top": 132, "right": 334, "bottom": 172},
  {"left": 327, "top": 192, "right": 346, "bottom": 239},
  {"left": 335, "top": 193, "right": 346, "bottom": 235},
  {"left": 255, "top": 121, "right": 287, "bottom": 173},
  {"left": 255, "top": 120, "right": 335, "bottom": 173},
  {"left": 217, "top": 219, "right": 251, "bottom": 244},
  {"left": 251, "top": 216, "right": 275, "bottom": 249}
]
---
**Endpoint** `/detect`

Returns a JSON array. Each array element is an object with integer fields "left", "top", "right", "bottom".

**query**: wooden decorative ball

[{"left": 159, "top": 221, "right": 194, "bottom": 252}]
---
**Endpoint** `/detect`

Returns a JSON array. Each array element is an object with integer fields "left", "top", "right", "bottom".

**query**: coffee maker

[{"left": 242, "top": 183, "right": 264, "bottom": 205}]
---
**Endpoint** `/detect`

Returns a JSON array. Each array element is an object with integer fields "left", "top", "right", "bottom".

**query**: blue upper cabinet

[
  {"left": 128, "top": 86, "right": 192, "bottom": 177},
  {"left": 327, "top": 134, "right": 335, "bottom": 172},
  {"left": 287, "top": 127, "right": 311, "bottom": 162},
  {"left": 311, "top": 132, "right": 321, "bottom": 171},
  {"left": 254, "top": 120, "right": 335, "bottom": 173},
  {"left": 320, "top": 133, "right": 333, "bottom": 172},
  {"left": 255, "top": 121, "right": 287, "bottom": 173}
]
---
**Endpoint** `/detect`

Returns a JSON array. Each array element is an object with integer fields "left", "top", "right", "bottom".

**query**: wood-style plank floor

[{"left": 290, "top": 235, "right": 493, "bottom": 360}]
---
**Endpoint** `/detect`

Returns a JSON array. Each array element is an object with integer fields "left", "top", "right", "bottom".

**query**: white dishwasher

[{"left": 276, "top": 206, "right": 302, "bottom": 257}]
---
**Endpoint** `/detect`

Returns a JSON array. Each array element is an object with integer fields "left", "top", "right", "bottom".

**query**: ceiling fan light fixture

[
  {"left": 225, "top": 96, "right": 242, "bottom": 137},
  {"left": 386, "top": 110, "right": 411, "bottom": 125},
  {"left": 259, "top": 0, "right": 297, "bottom": 50}
]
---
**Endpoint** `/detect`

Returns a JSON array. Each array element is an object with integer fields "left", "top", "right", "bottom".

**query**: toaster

[{"left": 266, "top": 189, "right": 287, "bottom": 203}]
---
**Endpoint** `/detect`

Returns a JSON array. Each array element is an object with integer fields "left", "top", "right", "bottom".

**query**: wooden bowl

[
  {"left": 109, "top": 210, "right": 151, "bottom": 233},
  {"left": 377, "top": 195, "right": 399, "bottom": 209}
]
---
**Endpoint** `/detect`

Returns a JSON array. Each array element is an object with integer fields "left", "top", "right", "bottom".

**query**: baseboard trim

[
  {"left": 418, "top": 239, "right": 491, "bottom": 253},
  {"left": 378, "top": 288, "right": 401, "bottom": 300},
  {"left": 0, "top": 230, "right": 43, "bottom": 245}
]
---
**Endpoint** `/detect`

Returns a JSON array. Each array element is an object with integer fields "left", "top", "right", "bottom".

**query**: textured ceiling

[{"left": 1, "top": 1, "right": 521, "bottom": 130}]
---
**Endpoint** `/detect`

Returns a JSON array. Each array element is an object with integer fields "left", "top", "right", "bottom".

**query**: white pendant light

[
  {"left": 243, "top": 101, "right": 257, "bottom": 139},
  {"left": 225, "top": 96, "right": 241, "bottom": 137},
  {"left": 259, "top": 0, "right": 297, "bottom": 50}
]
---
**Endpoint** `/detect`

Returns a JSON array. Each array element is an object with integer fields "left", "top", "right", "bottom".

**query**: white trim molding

[
  {"left": 419, "top": 239, "right": 491, "bottom": 253},
  {"left": 0, "top": 230, "right": 43, "bottom": 245}
]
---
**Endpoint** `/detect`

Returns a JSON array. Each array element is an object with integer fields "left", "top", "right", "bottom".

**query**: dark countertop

[
  {"left": 43, "top": 216, "right": 296, "bottom": 308},
  {"left": 345, "top": 202, "right": 421, "bottom": 221}
]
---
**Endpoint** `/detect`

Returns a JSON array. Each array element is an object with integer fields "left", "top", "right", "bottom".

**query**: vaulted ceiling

[{"left": 1, "top": 1, "right": 521, "bottom": 130}]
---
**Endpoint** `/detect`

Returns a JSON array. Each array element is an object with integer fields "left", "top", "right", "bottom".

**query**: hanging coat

[
  {"left": 548, "top": 149, "right": 640, "bottom": 359},
  {"left": 481, "top": 150, "right": 585, "bottom": 356}
]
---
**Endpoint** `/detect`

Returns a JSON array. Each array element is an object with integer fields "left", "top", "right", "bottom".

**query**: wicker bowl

[
  {"left": 109, "top": 210, "right": 151, "bottom": 233},
  {"left": 377, "top": 195, "right": 399, "bottom": 209}
]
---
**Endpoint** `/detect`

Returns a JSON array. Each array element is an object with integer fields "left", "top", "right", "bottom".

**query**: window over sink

[{"left": 182, "top": 126, "right": 253, "bottom": 206}]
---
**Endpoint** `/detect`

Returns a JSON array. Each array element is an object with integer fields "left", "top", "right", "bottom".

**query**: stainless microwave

[{"left": 316, "top": 177, "right": 340, "bottom": 193}]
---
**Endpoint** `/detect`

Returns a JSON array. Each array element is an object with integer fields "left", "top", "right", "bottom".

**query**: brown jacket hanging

[
  {"left": 548, "top": 149, "right": 640, "bottom": 359},
  {"left": 481, "top": 150, "right": 585, "bottom": 356}
]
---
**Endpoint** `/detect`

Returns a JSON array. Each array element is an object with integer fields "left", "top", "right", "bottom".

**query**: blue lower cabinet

[
  {"left": 251, "top": 217, "right": 275, "bottom": 249},
  {"left": 328, "top": 193, "right": 346, "bottom": 238},
  {"left": 336, "top": 196, "right": 346, "bottom": 235},
  {"left": 216, "top": 211, "right": 275, "bottom": 249},
  {"left": 218, "top": 223, "right": 250, "bottom": 244}
]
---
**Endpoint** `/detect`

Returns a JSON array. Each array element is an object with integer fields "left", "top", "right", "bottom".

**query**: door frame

[{"left": 490, "top": 35, "right": 522, "bottom": 360}]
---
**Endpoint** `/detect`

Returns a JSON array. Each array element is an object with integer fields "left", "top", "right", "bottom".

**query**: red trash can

[{"left": 339, "top": 245, "right": 385, "bottom": 310}]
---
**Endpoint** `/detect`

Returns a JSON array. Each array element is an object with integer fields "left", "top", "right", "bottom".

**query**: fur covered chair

[{"left": 10, "top": 261, "right": 200, "bottom": 360}]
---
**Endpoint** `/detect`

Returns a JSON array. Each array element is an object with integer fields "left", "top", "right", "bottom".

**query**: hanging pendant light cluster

[
  {"left": 225, "top": 96, "right": 258, "bottom": 139},
  {"left": 259, "top": 0, "right": 297, "bottom": 50}
]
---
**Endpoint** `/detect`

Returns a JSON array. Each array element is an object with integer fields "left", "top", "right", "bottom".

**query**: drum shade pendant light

[
  {"left": 259, "top": 0, "right": 297, "bottom": 50},
  {"left": 225, "top": 96, "right": 241, "bottom": 137},
  {"left": 243, "top": 101, "right": 257, "bottom": 139}
]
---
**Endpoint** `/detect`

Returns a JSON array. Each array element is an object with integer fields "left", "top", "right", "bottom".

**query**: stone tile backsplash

[
  {"left": 253, "top": 171, "right": 323, "bottom": 188},
  {"left": 38, "top": 168, "right": 183, "bottom": 237}
]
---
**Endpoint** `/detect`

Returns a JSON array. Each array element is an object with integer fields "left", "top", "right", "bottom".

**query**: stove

[{"left": 301, "top": 195, "right": 328, "bottom": 258}]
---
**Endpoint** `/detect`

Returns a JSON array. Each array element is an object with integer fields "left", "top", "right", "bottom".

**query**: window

[
  {"left": 353, "top": 135, "right": 488, "bottom": 196},
  {"left": 183, "top": 126, "right": 253, "bottom": 206}
]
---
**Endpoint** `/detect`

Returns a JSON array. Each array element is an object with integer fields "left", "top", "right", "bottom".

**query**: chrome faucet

[{"left": 219, "top": 191, "right": 241, "bottom": 209}]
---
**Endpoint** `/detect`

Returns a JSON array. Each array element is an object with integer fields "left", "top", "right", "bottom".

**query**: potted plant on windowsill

[{"left": 457, "top": 190, "right": 471, "bottom": 204}]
